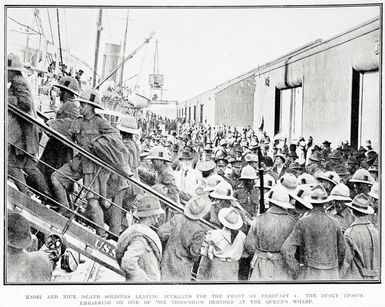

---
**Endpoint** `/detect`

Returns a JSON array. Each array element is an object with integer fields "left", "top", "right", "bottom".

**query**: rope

[
  {"left": 134, "top": 41, "right": 150, "bottom": 89},
  {"left": 8, "top": 16, "right": 40, "bottom": 34},
  {"left": 46, "top": 9, "right": 55, "bottom": 46}
]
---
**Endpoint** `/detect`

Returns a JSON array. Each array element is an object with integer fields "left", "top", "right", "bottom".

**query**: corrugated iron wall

[{"left": 214, "top": 75, "right": 255, "bottom": 127}]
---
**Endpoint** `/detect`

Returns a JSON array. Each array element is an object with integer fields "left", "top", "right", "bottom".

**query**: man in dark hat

[
  {"left": 362, "top": 150, "right": 378, "bottom": 169},
  {"left": 227, "top": 159, "right": 244, "bottom": 190},
  {"left": 368, "top": 159, "right": 378, "bottom": 182},
  {"left": 286, "top": 162, "right": 303, "bottom": 177},
  {"left": 8, "top": 53, "right": 51, "bottom": 198},
  {"left": 51, "top": 89, "right": 118, "bottom": 238},
  {"left": 341, "top": 194, "right": 379, "bottom": 280},
  {"left": 7, "top": 212, "right": 52, "bottom": 282},
  {"left": 38, "top": 76, "right": 80, "bottom": 199},
  {"left": 214, "top": 154, "right": 229, "bottom": 180},
  {"left": 202, "top": 143, "right": 214, "bottom": 162},
  {"left": 322, "top": 140, "right": 332, "bottom": 151},
  {"left": 287, "top": 151, "right": 299, "bottom": 164},
  {"left": 346, "top": 156, "right": 359, "bottom": 176},
  {"left": 325, "top": 150, "right": 343, "bottom": 171},
  {"left": 305, "top": 151, "right": 324, "bottom": 175}
]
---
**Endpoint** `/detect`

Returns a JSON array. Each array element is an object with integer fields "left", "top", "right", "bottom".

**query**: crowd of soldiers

[{"left": 7, "top": 53, "right": 379, "bottom": 283}]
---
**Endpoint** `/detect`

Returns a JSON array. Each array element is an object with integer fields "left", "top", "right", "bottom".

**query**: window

[
  {"left": 200, "top": 105, "right": 204, "bottom": 123},
  {"left": 193, "top": 106, "right": 197, "bottom": 122},
  {"left": 188, "top": 106, "right": 191, "bottom": 121},
  {"left": 185, "top": 107, "right": 187, "bottom": 118},
  {"left": 351, "top": 69, "right": 379, "bottom": 150},
  {"left": 275, "top": 86, "right": 303, "bottom": 142}
]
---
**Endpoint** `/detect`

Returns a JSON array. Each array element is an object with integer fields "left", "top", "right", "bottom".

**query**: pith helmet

[
  {"left": 75, "top": 88, "right": 103, "bottom": 109},
  {"left": 345, "top": 194, "right": 374, "bottom": 215},
  {"left": 279, "top": 173, "right": 298, "bottom": 192},
  {"left": 265, "top": 185, "right": 294, "bottom": 209},
  {"left": 239, "top": 165, "right": 258, "bottom": 180},
  {"left": 349, "top": 169, "right": 375, "bottom": 185},
  {"left": 145, "top": 146, "right": 171, "bottom": 162},
  {"left": 303, "top": 184, "right": 329, "bottom": 204},
  {"left": 203, "top": 174, "right": 224, "bottom": 192},
  {"left": 184, "top": 195, "right": 212, "bottom": 220},
  {"left": 368, "top": 182, "right": 379, "bottom": 200},
  {"left": 7, "top": 53, "right": 23, "bottom": 72},
  {"left": 317, "top": 171, "right": 341, "bottom": 186},
  {"left": 218, "top": 207, "right": 243, "bottom": 230},
  {"left": 297, "top": 173, "right": 318, "bottom": 187},
  {"left": 255, "top": 173, "right": 276, "bottom": 190},
  {"left": 116, "top": 115, "right": 139, "bottom": 134},
  {"left": 327, "top": 183, "right": 352, "bottom": 202},
  {"left": 210, "top": 181, "right": 236, "bottom": 200},
  {"left": 54, "top": 76, "right": 80, "bottom": 96},
  {"left": 197, "top": 160, "right": 216, "bottom": 173},
  {"left": 290, "top": 185, "right": 313, "bottom": 209},
  {"left": 135, "top": 195, "right": 165, "bottom": 218}
]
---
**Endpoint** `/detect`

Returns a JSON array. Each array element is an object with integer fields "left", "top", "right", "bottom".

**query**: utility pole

[
  {"left": 93, "top": 9, "right": 103, "bottom": 88},
  {"left": 119, "top": 10, "right": 129, "bottom": 85}
]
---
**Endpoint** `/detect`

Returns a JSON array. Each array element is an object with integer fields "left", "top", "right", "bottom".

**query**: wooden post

[{"left": 257, "top": 146, "right": 265, "bottom": 214}]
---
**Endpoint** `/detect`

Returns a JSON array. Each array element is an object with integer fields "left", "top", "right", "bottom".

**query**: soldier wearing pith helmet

[
  {"left": 341, "top": 194, "right": 379, "bottom": 280},
  {"left": 245, "top": 185, "right": 297, "bottom": 281},
  {"left": 158, "top": 195, "right": 211, "bottom": 281},
  {"left": 145, "top": 146, "right": 180, "bottom": 215},
  {"left": 281, "top": 184, "right": 346, "bottom": 280}
]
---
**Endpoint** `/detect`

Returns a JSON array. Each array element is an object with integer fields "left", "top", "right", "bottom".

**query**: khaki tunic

[
  {"left": 341, "top": 217, "right": 379, "bottom": 280},
  {"left": 245, "top": 205, "right": 297, "bottom": 281}
]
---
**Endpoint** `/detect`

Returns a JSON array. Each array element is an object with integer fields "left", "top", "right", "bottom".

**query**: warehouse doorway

[
  {"left": 351, "top": 69, "right": 380, "bottom": 151},
  {"left": 274, "top": 86, "right": 303, "bottom": 143}
]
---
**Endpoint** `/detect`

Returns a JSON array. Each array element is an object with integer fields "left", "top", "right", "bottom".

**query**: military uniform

[
  {"left": 51, "top": 113, "right": 117, "bottom": 236},
  {"left": 158, "top": 214, "right": 207, "bottom": 281},
  {"left": 233, "top": 183, "right": 260, "bottom": 218},
  {"left": 8, "top": 74, "right": 50, "bottom": 197},
  {"left": 341, "top": 217, "right": 379, "bottom": 280},
  {"left": 245, "top": 205, "right": 297, "bottom": 281},
  {"left": 281, "top": 206, "right": 346, "bottom": 280}
]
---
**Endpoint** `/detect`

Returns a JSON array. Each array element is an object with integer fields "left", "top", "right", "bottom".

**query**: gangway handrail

[{"left": 8, "top": 104, "right": 218, "bottom": 230}]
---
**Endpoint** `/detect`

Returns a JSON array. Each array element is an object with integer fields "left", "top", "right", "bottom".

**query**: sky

[{"left": 6, "top": 5, "right": 380, "bottom": 101}]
